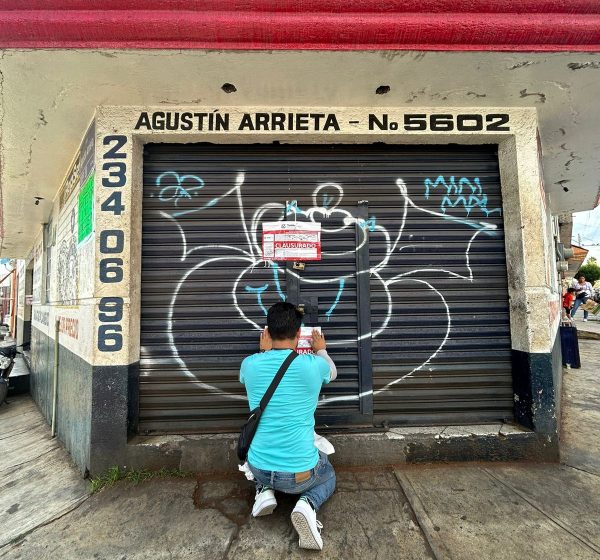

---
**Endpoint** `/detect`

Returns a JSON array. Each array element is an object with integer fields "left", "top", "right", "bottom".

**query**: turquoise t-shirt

[{"left": 240, "top": 349, "right": 331, "bottom": 472}]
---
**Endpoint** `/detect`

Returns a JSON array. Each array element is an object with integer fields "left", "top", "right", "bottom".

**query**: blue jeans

[
  {"left": 572, "top": 296, "right": 589, "bottom": 319},
  {"left": 248, "top": 451, "right": 336, "bottom": 511}
]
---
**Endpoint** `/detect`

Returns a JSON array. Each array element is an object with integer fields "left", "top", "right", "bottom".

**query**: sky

[
  {"left": 572, "top": 204, "right": 600, "bottom": 264},
  {"left": 0, "top": 266, "right": 12, "bottom": 291}
]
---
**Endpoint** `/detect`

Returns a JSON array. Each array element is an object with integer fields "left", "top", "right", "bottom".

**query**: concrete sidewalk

[
  {"left": 560, "top": 337, "right": 600, "bottom": 476},
  {"left": 1, "top": 346, "right": 599, "bottom": 559},
  {"left": 2, "top": 459, "right": 598, "bottom": 559},
  {"left": 0, "top": 389, "right": 89, "bottom": 550},
  {"left": 576, "top": 316, "right": 600, "bottom": 340}
]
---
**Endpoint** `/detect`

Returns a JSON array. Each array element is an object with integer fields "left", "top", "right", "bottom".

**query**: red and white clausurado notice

[
  {"left": 262, "top": 221, "right": 321, "bottom": 261},
  {"left": 259, "top": 326, "right": 321, "bottom": 354},
  {"left": 296, "top": 326, "right": 321, "bottom": 355}
]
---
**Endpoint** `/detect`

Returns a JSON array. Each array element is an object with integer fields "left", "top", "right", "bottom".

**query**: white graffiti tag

[{"left": 154, "top": 172, "right": 499, "bottom": 405}]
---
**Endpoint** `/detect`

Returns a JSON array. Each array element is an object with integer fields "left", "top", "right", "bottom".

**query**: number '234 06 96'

[{"left": 97, "top": 135, "right": 127, "bottom": 352}]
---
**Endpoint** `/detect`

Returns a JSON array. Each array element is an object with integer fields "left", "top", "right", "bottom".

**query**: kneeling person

[{"left": 240, "top": 302, "right": 337, "bottom": 551}]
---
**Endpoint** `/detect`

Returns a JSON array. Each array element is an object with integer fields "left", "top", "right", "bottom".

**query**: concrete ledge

[
  {"left": 574, "top": 317, "right": 600, "bottom": 340},
  {"left": 577, "top": 329, "right": 600, "bottom": 341},
  {"left": 124, "top": 423, "right": 558, "bottom": 475}
]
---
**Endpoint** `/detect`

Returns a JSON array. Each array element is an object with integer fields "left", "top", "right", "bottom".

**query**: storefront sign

[
  {"left": 78, "top": 173, "right": 94, "bottom": 244},
  {"left": 296, "top": 326, "right": 321, "bottom": 355},
  {"left": 133, "top": 110, "right": 511, "bottom": 133},
  {"left": 59, "top": 155, "right": 80, "bottom": 209},
  {"left": 79, "top": 120, "right": 96, "bottom": 186},
  {"left": 33, "top": 309, "right": 49, "bottom": 326},
  {"left": 262, "top": 221, "right": 321, "bottom": 261},
  {"left": 57, "top": 315, "right": 79, "bottom": 340}
]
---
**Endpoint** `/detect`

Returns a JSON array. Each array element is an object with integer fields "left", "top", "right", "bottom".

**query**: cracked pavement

[{"left": 1, "top": 339, "right": 599, "bottom": 559}]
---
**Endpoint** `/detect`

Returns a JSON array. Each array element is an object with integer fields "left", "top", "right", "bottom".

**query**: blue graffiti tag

[
  {"left": 357, "top": 217, "right": 377, "bottom": 232},
  {"left": 155, "top": 172, "right": 205, "bottom": 205},
  {"left": 325, "top": 279, "right": 345, "bottom": 320},
  {"left": 271, "top": 262, "right": 286, "bottom": 302},
  {"left": 244, "top": 264, "right": 287, "bottom": 315},
  {"left": 244, "top": 284, "right": 269, "bottom": 315},
  {"left": 424, "top": 176, "right": 501, "bottom": 218},
  {"left": 286, "top": 199, "right": 306, "bottom": 217},
  {"left": 155, "top": 171, "right": 236, "bottom": 218}
]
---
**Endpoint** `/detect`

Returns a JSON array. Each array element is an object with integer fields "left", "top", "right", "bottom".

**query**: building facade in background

[{"left": 2, "top": 2, "right": 599, "bottom": 474}]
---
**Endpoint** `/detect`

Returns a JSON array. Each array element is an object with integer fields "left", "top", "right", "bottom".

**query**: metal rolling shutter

[{"left": 140, "top": 144, "right": 513, "bottom": 434}]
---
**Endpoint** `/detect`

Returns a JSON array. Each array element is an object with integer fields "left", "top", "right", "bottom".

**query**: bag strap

[{"left": 259, "top": 350, "right": 299, "bottom": 411}]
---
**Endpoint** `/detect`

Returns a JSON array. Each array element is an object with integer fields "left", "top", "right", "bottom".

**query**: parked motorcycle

[{"left": 0, "top": 341, "right": 18, "bottom": 406}]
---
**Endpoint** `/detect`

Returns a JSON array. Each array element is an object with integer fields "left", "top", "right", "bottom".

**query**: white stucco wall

[
  {"left": 13, "top": 104, "right": 559, "bottom": 368},
  {"left": 22, "top": 125, "right": 97, "bottom": 363},
  {"left": 87, "top": 104, "right": 558, "bottom": 371},
  {"left": 1, "top": 50, "right": 600, "bottom": 257}
]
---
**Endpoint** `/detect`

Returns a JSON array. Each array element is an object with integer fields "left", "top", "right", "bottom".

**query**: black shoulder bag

[{"left": 237, "top": 350, "right": 299, "bottom": 462}]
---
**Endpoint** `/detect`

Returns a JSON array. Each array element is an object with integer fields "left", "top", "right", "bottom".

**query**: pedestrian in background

[
  {"left": 571, "top": 274, "right": 594, "bottom": 321},
  {"left": 563, "top": 287, "right": 576, "bottom": 318}
]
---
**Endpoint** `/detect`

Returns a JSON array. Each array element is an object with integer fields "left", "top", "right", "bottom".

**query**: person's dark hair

[
  {"left": 267, "top": 302, "right": 303, "bottom": 340},
  {"left": 567, "top": 287, "right": 576, "bottom": 293}
]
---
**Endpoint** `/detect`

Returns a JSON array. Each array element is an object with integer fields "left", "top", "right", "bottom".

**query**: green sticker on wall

[{"left": 78, "top": 173, "right": 94, "bottom": 244}]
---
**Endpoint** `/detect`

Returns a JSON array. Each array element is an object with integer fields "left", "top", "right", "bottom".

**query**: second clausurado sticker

[
  {"left": 296, "top": 326, "right": 321, "bottom": 355},
  {"left": 262, "top": 221, "right": 321, "bottom": 261}
]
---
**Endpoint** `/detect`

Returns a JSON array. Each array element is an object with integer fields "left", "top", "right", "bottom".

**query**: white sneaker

[
  {"left": 583, "top": 318, "right": 589, "bottom": 322},
  {"left": 252, "top": 487, "right": 277, "bottom": 517},
  {"left": 291, "top": 499, "right": 324, "bottom": 550}
]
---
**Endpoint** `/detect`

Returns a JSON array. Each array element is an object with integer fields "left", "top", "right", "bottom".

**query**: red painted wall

[{"left": 0, "top": 1, "right": 599, "bottom": 51}]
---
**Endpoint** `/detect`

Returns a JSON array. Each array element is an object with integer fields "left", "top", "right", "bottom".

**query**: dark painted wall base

[
  {"left": 28, "top": 325, "right": 138, "bottom": 476},
  {"left": 22, "top": 319, "right": 32, "bottom": 350},
  {"left": 511, "top": 333, "right": 560, "bottom": 437},
  {"left": 551, "top": 328, "right": 563, "bottom": 429},
  {"left": 89, "top": 363, "right": 134, "bottom": 474},
  {"left": 30, "top": 326, "right": 93, "bottom": 474},
  {"left": 31, "top": 328, "right": 139, "bottom": 474}
]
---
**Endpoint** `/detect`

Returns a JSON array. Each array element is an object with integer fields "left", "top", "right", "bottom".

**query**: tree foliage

[{"left": 575, "top": 260, "right": 600, "bottom": 285}]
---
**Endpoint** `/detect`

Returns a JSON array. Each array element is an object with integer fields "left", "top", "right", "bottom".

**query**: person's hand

[
  {"left": 260, "top": 327, "right": 272, "bottom": 352},
  {"left": 311, "top": 329, "right": 326, "bottom": 352}
]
